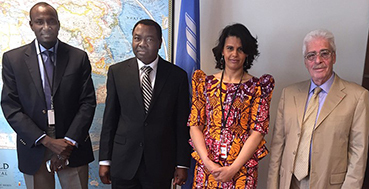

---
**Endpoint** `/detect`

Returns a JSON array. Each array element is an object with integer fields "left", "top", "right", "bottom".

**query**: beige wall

[{"left": 174, "top": 0, "right": 369, "bottom": 188}]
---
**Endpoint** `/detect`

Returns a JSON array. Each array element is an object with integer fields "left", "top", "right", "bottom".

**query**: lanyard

[
  {"left": 38, "top": 44, "right": 56, "bottom": 110},
  {"left": 219, "top": 70, "right": 244, "bottom": 129}
]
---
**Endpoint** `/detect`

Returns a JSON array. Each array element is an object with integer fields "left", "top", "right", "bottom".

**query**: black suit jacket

[
  {"left": 99, "top": 57, "right": 191, "bottom": 181},
  {"left": 1, "top": 40, "right": 96, "bottom": 174}
]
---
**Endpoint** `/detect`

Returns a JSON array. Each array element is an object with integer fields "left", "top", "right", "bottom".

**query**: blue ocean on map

[{"left": 0, "top": 0, "right": 169, "bottom": 188}]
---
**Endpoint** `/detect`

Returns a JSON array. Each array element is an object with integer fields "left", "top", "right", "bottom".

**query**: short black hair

[
  {"left": 29, "top": 2, "right": 58, "bottom": 21},
  {"left": 212, "top": 23, "right": 259, "bottom": 72},
  {"left": 132, "top": 19, "right": 162, "bottom": 41}
]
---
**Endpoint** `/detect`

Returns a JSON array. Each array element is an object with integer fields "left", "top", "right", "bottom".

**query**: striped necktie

[{"left": 141, "top": 66, "right": 153, "bottom": 113}]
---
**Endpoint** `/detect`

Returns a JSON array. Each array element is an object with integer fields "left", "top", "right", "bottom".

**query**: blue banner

[
  {"left": 176, "top": 0, "right": 200, "bottom": 84},
  {"left": 176, "top": 1, "right": 200, "bottom": 188}
]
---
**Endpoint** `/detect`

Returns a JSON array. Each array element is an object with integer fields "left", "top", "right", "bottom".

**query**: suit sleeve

[
  {"left": 341, "top": 89, "right": 369, "bottom": 189},
  {"left": 99, "top": 66, "right": 120, "bottom": 161},
  {"left": 64, "top": 52, "right": 96, "bottom": 144},
  {"left": 267, "top": 88, "right": 286, "bottom": 189},
  {"left": 175, "top": 70, "right": 191, "bottom": 167},
  {"left": 1, "top": 52, "right": 44, "bottom": 147}
]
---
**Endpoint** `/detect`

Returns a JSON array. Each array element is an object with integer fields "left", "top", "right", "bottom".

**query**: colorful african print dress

[{"left": 188, "top": 70, "right": 274, "bottom": 189}]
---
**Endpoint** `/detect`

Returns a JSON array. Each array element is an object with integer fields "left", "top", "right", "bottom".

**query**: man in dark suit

[
  {"left": 1, "top": 2, "right": 96, "bottom": 188},
  {"left": 99, "top": 19, "right": 191, "bottom": 188}
]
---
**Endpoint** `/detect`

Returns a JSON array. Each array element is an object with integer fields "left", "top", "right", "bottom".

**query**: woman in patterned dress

[{"left": 188, "top": 23, "right": 274, "bottom": 188}]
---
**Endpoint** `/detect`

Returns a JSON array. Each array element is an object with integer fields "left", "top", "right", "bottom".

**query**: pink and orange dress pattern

[{"left": 188, "top": 70, "right": 274, "bottom": 188}]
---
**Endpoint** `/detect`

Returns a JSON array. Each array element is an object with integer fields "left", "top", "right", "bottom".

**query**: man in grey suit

[
  {"left": 99, "top": 19, "right": 191, "bottom": 188},
  {"left": 267, "top": 29, "right": 369, "bottom": 189},
  {"left": 1, "top": 2, "right": 96, "bottom": 188}
]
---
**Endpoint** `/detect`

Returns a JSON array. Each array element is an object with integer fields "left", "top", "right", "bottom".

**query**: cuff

[{"left": 99, "top": 160, "right": 111, "bottom": 166}]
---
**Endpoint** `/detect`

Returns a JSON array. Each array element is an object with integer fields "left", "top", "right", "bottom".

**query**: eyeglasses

[{"left": 304, "top": 49, "right": 334, "bottom": 61}]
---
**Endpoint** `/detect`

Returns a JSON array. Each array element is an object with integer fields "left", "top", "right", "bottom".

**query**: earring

[{"left": 220, "top": 55, "right": 225, "bottom": 69}]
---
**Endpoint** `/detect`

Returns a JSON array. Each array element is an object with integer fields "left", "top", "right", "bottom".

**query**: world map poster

[{"left": 0, "top": 0, "right": 171, "bottom": 188}]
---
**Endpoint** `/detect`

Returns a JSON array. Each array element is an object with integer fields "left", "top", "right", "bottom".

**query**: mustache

[{"left": 313, "top": 65, "right": 326, "bottom": 69}]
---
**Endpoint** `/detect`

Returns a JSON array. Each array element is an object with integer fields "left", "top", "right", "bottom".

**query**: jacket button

[
  {"left": 139, "top": 142, "right": 143, "bottom": 147},
  {"left": 293, "top": 151, "right": 296, "bottom": 155},
  {"left": 42, "top": 110, "right": 46, "bottom": 114}
]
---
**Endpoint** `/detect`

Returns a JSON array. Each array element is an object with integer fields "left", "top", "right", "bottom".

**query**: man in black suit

[
  {"left": 99, "top": 19, "right": 191, "bottom": 188},
  {"left": 1, "top": 2, "right": 96, "bottom": 188}
]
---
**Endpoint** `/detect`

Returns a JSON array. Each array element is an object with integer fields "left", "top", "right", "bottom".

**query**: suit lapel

[
  {"left": 315, "top": 75, "right": 346, "bottom": 129},
  {"left": 147, "top": 57, "right": 170, "bottom": 114},
  {"left": 128, "top": 58, "right": 146, "bottom": 114},
  {"left": 24, "top": 41, "right": 45, "bottom": 102},
  {"left": 294, "top": 81, "right": 310, "bottom": 128},
  {"left": 53, "top": 42, "right": 69, "bottom": 95}
]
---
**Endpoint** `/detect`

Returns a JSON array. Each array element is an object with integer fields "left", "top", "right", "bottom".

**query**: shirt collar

[
  {"left": 309, "top": 72, "right": 335, "bottom": 94},
  {"left": 137, "top": 56, "right": 159, "bottom": 71},
  {"left": 35, "top": 39, "right": 59, "bottom": 54}
]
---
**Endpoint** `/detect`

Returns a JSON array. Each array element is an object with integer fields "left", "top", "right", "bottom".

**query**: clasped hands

[
  {"left": 204, "top": 159, "right": 238, "bottom": 182},
  {"left": 41, "top": 136, "right": 74, "bottom": 172}
]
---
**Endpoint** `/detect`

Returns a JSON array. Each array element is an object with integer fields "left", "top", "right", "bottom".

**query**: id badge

[
  {"left": 220, "top": 143, "right": 227, "bottom": 159},
  {"left": 48, "top": 110, "right": 55, "bottom": 125}
]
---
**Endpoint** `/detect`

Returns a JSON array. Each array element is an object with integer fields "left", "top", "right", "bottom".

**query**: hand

[
  {"left": 203, "top": 158, "right": 222, "bottom": 173},
  {"left": 212, "top": 166, "right": 238, "bottom": 182},
  {"left": 49, "top": 154, "right": 68, "bottom": 172},
  {"left": 173, "top": 168, "right": 188, "bottom": 186},
  {"left": 41, "top": 136, "right": 74, "bottom": 158},
  {"left": 99, "top": 165, "right": 111, "bottom": 184}
]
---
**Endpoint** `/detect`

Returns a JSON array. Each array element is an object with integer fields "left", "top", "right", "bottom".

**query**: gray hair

[{"left": 302, "top": 29, "right": 336, "bottom": 55}]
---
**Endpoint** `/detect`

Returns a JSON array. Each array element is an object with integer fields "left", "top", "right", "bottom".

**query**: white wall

[{"left": 174, "top": 0, "right": 369, "bottom": 188}]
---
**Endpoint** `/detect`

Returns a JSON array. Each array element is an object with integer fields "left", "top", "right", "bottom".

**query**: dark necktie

[
  {"left": 43, "top": 50, "right": 54, "bottom": 110},
  {"left": 141, "top": 66, "right": 153, "bottom": 113}
]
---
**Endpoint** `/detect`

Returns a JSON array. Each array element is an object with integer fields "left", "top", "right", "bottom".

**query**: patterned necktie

[
  {"left": 141, "top": 66, "right": 153, "bottom": 113},
  {"left": 294, "top": 87, "right": 322, "bottom": 181},
  {"left": 43, "top": 50, "right": 54, "bottom": 110}
]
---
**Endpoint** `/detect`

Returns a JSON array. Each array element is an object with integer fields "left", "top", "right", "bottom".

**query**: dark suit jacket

[
  {"left": 99, "top": 57, "right": 191, "bottom": 181},
  {"left": 1, "top": 40, "right": 96, "bottom": 175}
]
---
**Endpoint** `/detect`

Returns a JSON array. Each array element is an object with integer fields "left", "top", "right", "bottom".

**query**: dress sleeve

[
  {"left": 187, "top": 70, "right": 206, "bottom": 127},
  {"left": 249, "top": 74, "right": 275, "bottom": 160},
  {"left": 250, "top": 74, "right": 275, "bottom": 134}
]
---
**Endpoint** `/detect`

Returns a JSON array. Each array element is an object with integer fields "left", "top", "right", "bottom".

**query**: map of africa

[{"left": 0, "top": 0, "right": 170, "bottom": 188}]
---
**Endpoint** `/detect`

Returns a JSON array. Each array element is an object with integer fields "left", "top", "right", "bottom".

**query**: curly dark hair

[{"left": 212, "top": 23, "right": 259, "bottom": 72}]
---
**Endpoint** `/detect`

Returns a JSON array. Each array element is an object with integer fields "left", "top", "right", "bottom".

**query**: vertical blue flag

[
  {"left": 176, "top": 1, "right": 199, "bottom": 188},
  {"left": 176, "top": 0, "right": 200, "bottom": 84}
]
